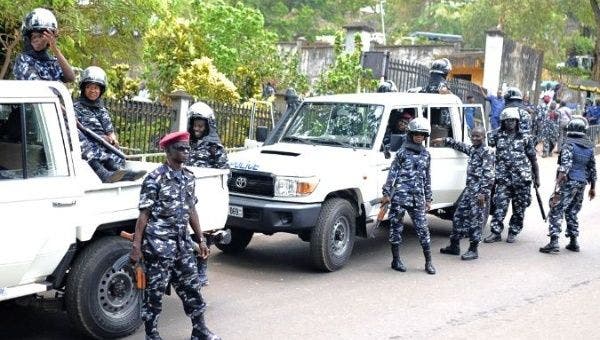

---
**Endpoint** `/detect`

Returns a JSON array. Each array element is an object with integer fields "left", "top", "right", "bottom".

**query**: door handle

[{"left": 52, "top": 200, "right": 77, "bottom": 207}]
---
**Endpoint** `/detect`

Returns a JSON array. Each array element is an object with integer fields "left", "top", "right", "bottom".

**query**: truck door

[
  {"left": 0, "top": 101, "right": 81, "bottom": 289},
  {"left": 425, "top": 104, "right": 468, "bottom": 208}
]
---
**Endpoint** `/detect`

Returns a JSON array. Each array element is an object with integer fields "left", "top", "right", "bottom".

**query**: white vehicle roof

[
  {"left": 0, "top": 80, "right": 67, "bottom": 99},
  {"left": 304, "top": 92, "right": 463, "bottom": 107}
]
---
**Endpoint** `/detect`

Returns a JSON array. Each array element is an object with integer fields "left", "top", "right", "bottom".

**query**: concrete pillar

[
  {"left": 169, "top": 90, "right": 193, "bottom": 132},
  {"left": 343, "top": 23, "right": 374, "bottom": 53},
  {"left": 482, "top": 28, "right": 504, "bottom": 94}
]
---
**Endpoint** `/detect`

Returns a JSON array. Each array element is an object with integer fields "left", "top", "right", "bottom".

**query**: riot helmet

[
  {"left": 407, "top": 117, "right": 431, "bottom": 136},
  {"left": 503, "top": 87, "right": 523, "bottom": 101},
  {"left": 500, "top": 107, "right": 521, "bottom": 121},
  {"left": 187, "top": 101, "right": 215, "bottom": 139},
  {"left": 79, "top": 66, "right": 107, "bottom": 94},
  {"left": 565, "top": 116, "right": 588, "bottom": 137},
  {"left": 377, "top": 80, "right": 398, "bottom": 93},
  {"left": 430, "top": 58, "right": 452, "bottom": 75},
  {"left": 22, "top": 8, "right": 57, "bottom": 36}
]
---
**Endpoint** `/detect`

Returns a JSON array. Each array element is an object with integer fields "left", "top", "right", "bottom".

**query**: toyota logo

[{"left": 235, "top": 176, "right": 248, "bottom": 189}]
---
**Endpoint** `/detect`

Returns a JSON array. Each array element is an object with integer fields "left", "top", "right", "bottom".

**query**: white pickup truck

[
  {"left": 0, "top": 81, "right": 229, "bottom": 339},
  {"left": 224, "top": 92, "right": 485, "bottom": 271}
]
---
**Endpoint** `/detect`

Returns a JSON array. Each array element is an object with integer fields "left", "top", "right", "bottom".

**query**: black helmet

[
  {"left": 430, "top": 58, "right": 452, "bottom": 75},
  {"left": 566, "top": 116, "right": 588, "bottom": 137},
  {"left": 504, "top": 87, "right": 523, "bottom": 101},
  {"left": 377, "top": 80, "right": 398, "bottom": 93},
  {"left": 22, "top": 8, "right": 57, "bottom": 36},
  {"left": 79, "top": 66, "right": 107, "bottom": 94}
]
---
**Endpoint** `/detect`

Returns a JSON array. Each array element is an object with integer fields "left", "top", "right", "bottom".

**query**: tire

[
  {"left": 65, "top": 236, "right": 142, "bottom": 339},
  {"left": 215, "top": 228, "right": 253, "bottom": 253},
  {"left": 310, "top": 198, "right": 356, "bottom": 272}
]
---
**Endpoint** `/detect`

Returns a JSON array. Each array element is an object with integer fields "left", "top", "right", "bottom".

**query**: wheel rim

[
  {"left": 330, "top": 216, "right": 350, "bottom": 257},
  {"left": 97, "top": 254, "right": 140, "bottom": 319}
]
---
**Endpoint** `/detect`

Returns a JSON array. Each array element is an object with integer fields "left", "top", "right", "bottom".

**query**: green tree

[
  {"left": 0, "top": 0, "right": 163, "bottom": 79},
  {"left": 173, "top": 57, "right": 240, "bottom": 103},
  {"left": 314, "top": 32, "right": 377, "bottom": 95}
]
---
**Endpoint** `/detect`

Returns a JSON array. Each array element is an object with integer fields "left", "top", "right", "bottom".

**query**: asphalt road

[{"left": 1, "top": 155, "right": 599, "bottom": 340}]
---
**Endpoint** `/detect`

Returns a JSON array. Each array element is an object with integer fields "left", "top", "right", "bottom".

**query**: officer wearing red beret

[{"left": 130, "top": 131, "right": 220, "bottom": 340}]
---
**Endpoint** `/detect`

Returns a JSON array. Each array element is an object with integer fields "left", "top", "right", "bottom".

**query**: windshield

[{"left": 280, "top": 102, "right": 384, "bottom": 149}]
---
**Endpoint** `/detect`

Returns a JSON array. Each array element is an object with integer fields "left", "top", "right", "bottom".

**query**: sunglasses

[{"left": 172, "top": 145, "right": 190, "bottom": 152}]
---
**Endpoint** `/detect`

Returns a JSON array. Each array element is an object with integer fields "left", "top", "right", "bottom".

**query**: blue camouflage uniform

[
  {"left": 383, "top": 143, "right": 432, "bottom": 248},
  {"left": 547, "top": 140, "right": 597, "bottom": 238},
  {"left": 539, "top": 108, "right": 559, "bottom": 156},
  {"left": 74, "top": 100, "right": 125, "bottom": 166},
  {"left": 442, "top": 138, "right": 495, "bottom": 242},
  {"left": 488, "top": 129, "right": 537, "bottom": 236},
  {"left": 12, "top": 52, "right": 64, "bottom": 81},
  {"left": 139, "top": 164, "right": 207, "bottom": 339},
  {"left": 420, "top": 76, "right": 452, "bottom": 127}
]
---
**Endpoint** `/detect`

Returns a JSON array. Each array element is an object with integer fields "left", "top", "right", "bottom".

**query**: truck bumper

[{"left": 226, "top": 195, "right": 322, "bottom": 233}]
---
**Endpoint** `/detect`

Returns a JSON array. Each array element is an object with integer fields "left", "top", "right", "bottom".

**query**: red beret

[{"left": 159, "top": 131, "right": 190, "bottom": 149}]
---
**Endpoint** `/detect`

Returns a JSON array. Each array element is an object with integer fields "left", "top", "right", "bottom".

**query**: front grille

[{"left": 228, "top": 170, "right": 274, "bottom": 196}]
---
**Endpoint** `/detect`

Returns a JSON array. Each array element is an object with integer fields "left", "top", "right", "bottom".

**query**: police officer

[
  {"left": 13, "top": 8, "right": 75, "bottom": 82},
  {"left": 186, "top": 102, "right": 228, "bottom": 285},
  {"left": 540, "top": 101, "right": 560, "bottom": 157},
  {"left": 382, "top": 111, "right": 412, "bottom": 151},
  {"left": 421, "top": 58, "right": 452, "bottom": 94},
  {"left": 75, "top": 66, "right": 145, "bottom": 183},
  {"left": 382, "top": 117, "right": 435, "bottom": 274},
  {"left": 377, "top": 79, "right": 398, "bottom": 93},
  {"left": 484, "top": 107, "right": 540, "bottom": 243},
  {"left": 433, "top": 126, "right": 495, "bottom": 260},
  {"left": 130, "top": 131, "right": 220, "bottom": 340},
  {"left": 540, "top": 117, "right": 596, "bottom": 253},
  {"left": 187, "top": 102, "right": 229, "bottom": 170},
  {"left": 503, "top": 87, "right": 532, "bottom": 135}
]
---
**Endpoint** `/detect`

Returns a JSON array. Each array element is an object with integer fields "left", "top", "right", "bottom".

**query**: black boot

[
  {"left": 423, "top": 248, "right": 436, "bottom": 275},
  {"left": 565, "top": 236, "right": 580, "bottom": 252},
  {"left": 539, "top": 236, "right": 559, "bottom": 253},
  {"left": 89, "top": 159, "right": 126, "bottom": 183},
  {"left": 483, "top": 232, "right": 501, "bottom": 243},
  {"left": 390, "top": 244, "right": 406, "bottom": 272},
  {"left": 506, "top": 232, "right": 517, "bottom": 243},
  {"left": 440, "top": 238, "right": 460, "bottom": 255},
  {"left": 461, "top": 241, "right": 479, "bottom": 260},
  {"left": 192, "top": 314, "right": 221, "bottom": 340},
  {"left": 104, "top": 159, "right": 147, "bottom": 181}
]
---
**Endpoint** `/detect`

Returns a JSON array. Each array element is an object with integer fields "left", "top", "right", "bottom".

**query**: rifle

[
  {"left": 77, "top": 121, "right": 126, "bottom": 159},
  {"left": 119, "top": 231, "right": 146, "bottom": 289},
  {"left": 370, "top": 178, "right": 398, "bottom": 233}
]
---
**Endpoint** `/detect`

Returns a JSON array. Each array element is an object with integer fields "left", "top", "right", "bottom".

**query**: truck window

[
  {"left": 425, "top": 106, "right": 454, "bottom": 147},
  {"left": 0, "top": 103, "right": 68, "bottom": 180},
  {"left": 282, "top": 102, "right": 384, "bottom": 149},
  {"left": 462, "top": 106, "right": 485, "bottom": 140}
]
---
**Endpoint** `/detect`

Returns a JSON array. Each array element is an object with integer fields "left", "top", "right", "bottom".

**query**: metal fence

[
  {"left": 105, "top": 99, "right": 174, "bottom": 154},
  {"left": 386, "top": 58, "right": 486, "bottom": 104}
]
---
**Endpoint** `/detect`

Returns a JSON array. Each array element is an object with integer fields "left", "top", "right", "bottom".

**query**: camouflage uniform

[
  {"left": 442, "top": 138, "right": 495, "bottom": 242},
  {"left": 488, "top": 130, "right": 537, "bottom": 236},
  {"left": 382, "top": 131, "right": 407, "bottom": 151},
  {"left": 420, "top": 76, "right": 452, "bottom": 127},
  {"left": 540, "top": 109, "right": 559, "bottom": 156},
  {"left": 139, "top": 164, "right": 207, "bottom": 340},
  {"left": 547, "top": 141, "right": 597, "bottom": 237},
  {"left": 12, "top": 52, "right": 64, "bottom": 81},
  {"left": 383, "top": 143, "right": 432, "bottom": 248},
  {"left": 74, "top": 100, "right": 124, "bottom": 166}
]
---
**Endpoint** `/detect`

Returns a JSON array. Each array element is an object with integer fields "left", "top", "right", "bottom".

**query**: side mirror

[{"left": 256, "top": 126, "right": 269, "bottom": 142}]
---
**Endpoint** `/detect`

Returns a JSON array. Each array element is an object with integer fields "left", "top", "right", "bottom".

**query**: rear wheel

[
  {"left": 310, "top": 198, "right": 356, "bottom": 272},
  {"left": 215, "top": 228, "right": 253, "bottom": 253},
  {"left": 65, "top": 236, "right": 141, "bottom": 339}
]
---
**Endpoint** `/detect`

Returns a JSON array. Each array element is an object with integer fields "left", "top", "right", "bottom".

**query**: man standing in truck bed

[{"left": 129, "top": 131, "right": 220, "bottom": 340}]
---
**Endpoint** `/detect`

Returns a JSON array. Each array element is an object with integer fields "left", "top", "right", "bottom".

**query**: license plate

[{"left": 229, "top": 205, "right": 243, "bottom": 217}]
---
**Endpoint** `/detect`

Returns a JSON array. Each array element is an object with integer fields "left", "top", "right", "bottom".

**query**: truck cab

[{"left": 224, "top": 92, "right": 485, "bottom": 271}]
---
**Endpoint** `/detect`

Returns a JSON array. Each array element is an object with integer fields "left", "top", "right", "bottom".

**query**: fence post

[{"left": 169, "top": 90, "right": 193, "bottom": 132}]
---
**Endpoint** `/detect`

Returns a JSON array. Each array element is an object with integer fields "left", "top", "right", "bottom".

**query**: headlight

[{"left": 274, "top": 176, "right": 319, "bottom": 197}]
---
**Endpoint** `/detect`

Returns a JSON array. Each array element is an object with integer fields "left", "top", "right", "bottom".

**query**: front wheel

[
  {"left": 65, "top": 236, "right": 142, "bottom": 339},
  {"left": 215, "top": 228, "right": 253, "bottom": 253},
  {"left": 310, "top": 198, "right": 356, "bottom": 272}
]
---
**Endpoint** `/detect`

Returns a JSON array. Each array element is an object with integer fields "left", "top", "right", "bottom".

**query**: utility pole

[{"left": 379, "top": 0, "right": 386, "bottom": 45}]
